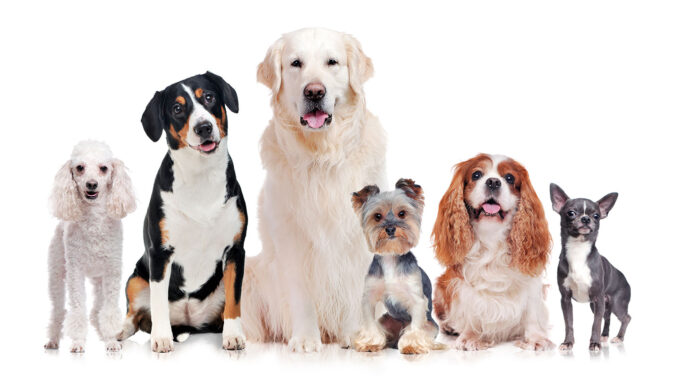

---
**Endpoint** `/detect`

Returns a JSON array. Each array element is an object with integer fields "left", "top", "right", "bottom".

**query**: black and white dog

[
  {"left": 550, "top": 184, "right": 631, "bottom": 352},
  {"left": 117, "top": 72, "right": 248, "bottom": 352}
]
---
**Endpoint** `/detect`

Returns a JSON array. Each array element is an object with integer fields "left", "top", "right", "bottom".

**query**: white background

[{"left": 1, "top": 0, "right": 678, "bottom": 381}]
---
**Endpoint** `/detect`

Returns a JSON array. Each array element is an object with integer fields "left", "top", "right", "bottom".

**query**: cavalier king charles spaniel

[{"left": 432, "top": 154, "right": 553, "bottom": 351}]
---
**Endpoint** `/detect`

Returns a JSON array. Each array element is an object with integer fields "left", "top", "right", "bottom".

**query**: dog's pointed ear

[
  {"left": 351, "top": 185, "right": 380, "bottom": 212},
  {"left": 549, "top": 183, "right": 570, "bottom": 213},
  {"left": 257, "top": 37, "right": 285, "bottom": 96},
  {"left": 141, "top": 91, "right": 165, "bottom": 142},
  {"left": 597, "top": 192, "right": 618, "bottom": 219},
  {"left": 395, "top": 178, "right": 424, "bottom": 205},
  {"left": 205, "top": 71, "right": 239, "bottom": 113},
  {"left": 344, "top": 33, "right": 374, "bottom": 95}
]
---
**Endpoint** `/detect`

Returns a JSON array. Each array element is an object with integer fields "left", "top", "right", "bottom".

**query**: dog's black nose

[
  {"left": 304, "top": 83, "right": 326, "bottom": 101},
  {"left": 385, "top": 226, "right": 396, "bottom": 237},
  {"left": 486, "top": 178, "right": 501, "bottom": 191},
  {"left": 581, "top": 216, "right": 591, "bottom": 224},
  {"left": 194, "top": 122, "right": 213, "bottom": 139},
  {"left": 86, "top": 181, "right": 98, "bottom": 190}
]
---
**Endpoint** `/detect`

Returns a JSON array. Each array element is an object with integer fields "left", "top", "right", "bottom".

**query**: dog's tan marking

[
  {"left": 125, "top": 276, "right": 149, "bottom": 318},
  {"left": 222, "top": 262, "right": 240, "bottom": 320},
  {"left": 194, "top": 88, "right": 203, "bottom": 99},
  {"left": 175, "top": 96, "right": 186, "bottom": 105},
  {"left": 168, "top": 123, "right": 189, "bottom": 148}
]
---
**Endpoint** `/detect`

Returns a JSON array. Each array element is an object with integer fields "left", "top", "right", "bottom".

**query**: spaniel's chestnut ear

[
  {"left": 597, "top": 192, "right": 618, "bottom": 219},
  {"left": 141, "top": 91, "right": 165, "bottom": 142},
  {"left": 549, "top": 183, "right": 570, "bottom": 213},
  {"left": 352, "top": 185, "right": 380, "bottom": 212},
  {"left": 395, "top": 178, "right": 424, "bottom": 203}
]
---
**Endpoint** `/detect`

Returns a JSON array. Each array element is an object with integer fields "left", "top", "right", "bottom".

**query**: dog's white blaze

[
  {"left": 563, "top": 237, "right": 593, "bottom": 303},
  {"left": 181, "top": 84, "right": 220, "bottom": 146}
]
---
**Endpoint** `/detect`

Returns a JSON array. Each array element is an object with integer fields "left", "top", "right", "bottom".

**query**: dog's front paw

[
  {"left": 456, "top": 334, "right": 491, "bottom": 351},
  {"left": 589, "top": 342, "right": 601, "bottom": 352},
  {"left": 398, "top": 329, "right": 433, "bottom": 355},
  {"left": 105, "top": 340, "right": 122, "bottom": 352},
  {"left": 222, "top": 318, "right": 245, "bottom": 350},
  {"left": 151, "top": 336, "right": 174, "bottom": 353},
  {"left": 353, "top": 328, "right": 386, "bottom": 352},
  {"left": 44, "top": 340, "right": 59, "bottom": 350},
  {"left": 70, "top": 341, "right": 85, "bottom": 353},
  {"left": 288, "top": 336, "right": 322, "bottom": 353},
  {"left": 559, "top": 342, "right": 574, "bottom": 351},
  {"left": 611, "top": 336, "right": 624, "bottom": 344},
  {"left": 516, "top": 337, "right": 554, "bottom": 351}
]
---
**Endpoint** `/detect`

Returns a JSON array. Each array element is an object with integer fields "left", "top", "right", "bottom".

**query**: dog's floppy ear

[
  {"left": 351, "top": 185, "right": 380, "bottom": 213},
  {"left": 344, "top": 34, "right": 374, "bottom": 95},
  {"left": 204, "top": 71, "right": 239, "bottom": 113},
  {"left": 141, "top": 91, "right": 165, "bottom": 142},
  {"left": 549, "top": 183, "right": 570, "bottom": 213},
  {"left": 49, "top": 160, "right": 83, "bottom": 221},
  {"left": 257, "top": 37, "right": 285, "bottom": 96},
  {"left": 107, "top": 159, "right": 136, "bottom": 219},
  {"left": 597, "top": 192, "right": 618, "bottom": 219},
  {"left": 508, "top": 163, "right": 552, "bottom": 276}
]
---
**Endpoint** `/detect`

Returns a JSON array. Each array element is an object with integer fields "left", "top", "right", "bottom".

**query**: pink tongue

[
  {"left": 199, "top": 141, "right": 216, "bottom": 152},
  {"left": 303, "top": 110, "right": 329, "bottom": 129},
  {"left": 482, "top": 203, "right": 501, "bottom": 214}
]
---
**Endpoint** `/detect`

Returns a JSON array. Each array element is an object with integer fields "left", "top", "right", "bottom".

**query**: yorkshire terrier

[{"left": 351, "top": 179, "right": 445, "bottom": 354}]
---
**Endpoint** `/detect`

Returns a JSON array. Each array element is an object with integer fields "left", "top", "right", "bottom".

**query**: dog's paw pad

[
  {"left": 70, "top": 342, "right": 85, "bottom": 353},
  {"left": 151, "top": 337, "right": 174, "bottom": 353},
  {"left": 589, "top": 342, "right": 601, "bottom": 352},
  {"left": 44, "top": 340, "right": 59, "bottom": 350},
  {"left": 559, "top": 342, "right": 573, "bottom": 351},
  {"left": 222, "top": 335, "right": 245, "bottom": 350}
]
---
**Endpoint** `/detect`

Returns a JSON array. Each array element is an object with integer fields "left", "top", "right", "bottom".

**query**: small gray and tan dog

[
  {"left": 351, "top": 179, "right": 444, "bottom": 354},
  {"left": 550, "top": 184, "right": 631, "bottom": 352}
]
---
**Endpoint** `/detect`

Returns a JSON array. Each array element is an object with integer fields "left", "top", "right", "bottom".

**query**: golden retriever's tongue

[
  {"left": 482, "top": 203, "right": 501, "bottom": 214},
  {"left": 199, "top": 141, "right": 216, "bottom": 152},
  {"left": 303, "top": 110, "right": 328, "bottom": 129}
]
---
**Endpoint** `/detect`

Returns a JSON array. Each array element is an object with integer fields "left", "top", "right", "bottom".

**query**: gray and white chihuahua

[{"left": 550, "top": 184, "right": 631, "bottom": 352}]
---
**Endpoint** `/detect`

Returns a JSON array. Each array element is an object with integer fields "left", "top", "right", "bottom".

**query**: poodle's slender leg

[
  {"left": 98, "top": 271, "right": 123, "bottom": 351},
  {"left": 64, "top": 253, "right": 88, "bottom": 353},
  {"left": 45, "top": 226, "right": 66, "bottom": 349},
  {"left": 90, "top": 277, "right": 104, "bottom": 338}
]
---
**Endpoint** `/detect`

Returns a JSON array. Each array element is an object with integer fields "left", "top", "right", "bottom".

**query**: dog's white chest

[
  {"left": 563, "top": 238, "right": 593, "bottom": 303},
  {"left": 161, "top": 152, "right": 243, "bottom": 293}
]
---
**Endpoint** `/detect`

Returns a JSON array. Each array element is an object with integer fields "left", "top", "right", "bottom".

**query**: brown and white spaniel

[{"left": 432, "top": 154, "right": 553, "bottom": 351}]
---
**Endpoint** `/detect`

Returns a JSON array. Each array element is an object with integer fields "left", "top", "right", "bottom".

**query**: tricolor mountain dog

[{"left": 117, "top": 72, "right": 248, "bottom": 352}]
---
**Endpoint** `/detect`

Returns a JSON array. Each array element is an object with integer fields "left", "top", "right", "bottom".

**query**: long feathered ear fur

[
  {"left": 431, "top": 162, "right": 475, "bottom": 268},
  {"left": 107, "top": 159, "right": 136, "bottom": 219},
  {"left": 49, "top": 160, "right": 83, "bottom": 221},
  {"left": 257, "top": 37, "right": 285, "bottom": 97},
  {"left": 508, "top": 166, "right": 552, "bottom": 276},
  {"left": 344, "top": 34, "right": 374, "bottom": 96}
]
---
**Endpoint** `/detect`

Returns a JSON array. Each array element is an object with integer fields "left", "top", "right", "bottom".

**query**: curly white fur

[{"left": 44, "top": 141, "right": 136, "bottom": 353}]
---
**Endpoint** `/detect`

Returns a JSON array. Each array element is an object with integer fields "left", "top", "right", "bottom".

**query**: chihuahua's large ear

[
  {"left": 141, "top": 91, "right": 165, "bottom": 142},
  {"left": 257, "top": 37, "right": 285, "bottom": 96},
  {"left": 49, "top": 160, "right": 83, "bottom": 221},
  {"left": 597, "top": 192, "right": 618, "bottom": 219},
  {"left": 549, "top": 183, "right": 570, "bottom": 213},
  {"left": 204, "top": 71, "right": 239, "bottom": 113},
  {"left": 344, "top": 34, "right": 374, "bottom": 96},
  {"left": 107, "top": 159, "right": 137, "bottom": 219},
  {"left": 351, "top": 185, "right": 380, "bottom": 212}
]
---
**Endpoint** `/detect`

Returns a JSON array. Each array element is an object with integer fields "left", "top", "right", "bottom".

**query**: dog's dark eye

[
  {"left": 100, "top": 166, "right": 108, "bottom": 173},
  {"left": 472, "top": 171, "right": 483, "bottom": 181},
  {"left": 327, "top": 58, "right": 338, "bottom": 66},
  {"left": 398, "top": 210, "right": 406, "bottom": 218},
  {"left": 172, "top": 103, "right": 183, "bottom": 115},
  {"left": 75, "top": 165, "right": 84, "bottom": 172},
  {"left": 593, "top": 213, "right": 600, "bottom": 220},
  {"left": 291, "top": 59, "right": 302, "bottom": 68},
  {"left": 567, "top": 210, "right": 576, "bottom": 217},
  {"left": 504, "top": 174, "right": 515, "bottom": 185},
  {"left": 204, "top": 93, "right": 215, "bottom": 104},
  {"left": 374, "top": 213, "right": 382, "bottom": 222}
]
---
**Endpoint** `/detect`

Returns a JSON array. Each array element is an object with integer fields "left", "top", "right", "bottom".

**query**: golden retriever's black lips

[
  {"left": 300, "top": 109, "right": 332, "bottom": 129},
  {"left": 470, "top": 199, "right": 507, "bottom": 220},
  {"left": 85, "top": 191, "right": 99, "bottom": 200}
]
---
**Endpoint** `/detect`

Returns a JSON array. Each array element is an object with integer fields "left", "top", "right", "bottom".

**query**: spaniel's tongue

[
  {"left": 482, "top": 203, "right": 501, "bottom": 214},
  {"left": 302, "top": 110, "right": 328, "bottom": 129},
  {"left": 199, "top": 141, "right": 216, "bottom": 152}
]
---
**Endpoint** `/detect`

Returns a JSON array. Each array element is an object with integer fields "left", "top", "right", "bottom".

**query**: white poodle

[{"left": 44, "top": 141, "right": 136, "bottom": 353}]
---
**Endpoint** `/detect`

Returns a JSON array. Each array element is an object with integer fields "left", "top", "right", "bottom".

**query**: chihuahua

[
  {"left": 351, "top": 179, "right": 444, "bottom": 354},
  {"left": 550, "top": 184, "right": 631, "bottom": 352}
]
